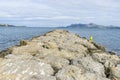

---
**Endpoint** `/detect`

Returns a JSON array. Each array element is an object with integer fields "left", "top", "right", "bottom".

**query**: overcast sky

[{"left": 0, "top": 0, "right": 120, "bottom": 27}]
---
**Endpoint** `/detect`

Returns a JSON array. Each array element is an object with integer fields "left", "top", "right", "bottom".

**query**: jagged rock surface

[
  {"left": 0, "top": 54, "right": 54, "bottom": 80},
  {"left": 72, "top": 55, "right": 106, "bottom": 77},
  {"left": 0, "top": 30, "right": 120, "bottom": 80}
]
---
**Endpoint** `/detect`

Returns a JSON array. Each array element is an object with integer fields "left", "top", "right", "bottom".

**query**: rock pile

[{"left": 0, "top": 30, "right": 120, "bottom": 80}]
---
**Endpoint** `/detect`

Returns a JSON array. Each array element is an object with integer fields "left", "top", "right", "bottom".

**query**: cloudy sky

[{"left": 0, "top": 0, "right": 120, "bottom": 27}]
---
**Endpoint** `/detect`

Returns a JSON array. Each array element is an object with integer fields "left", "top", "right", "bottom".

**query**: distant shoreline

[{"left": 0, "top": 24, "right": 26, "bottom": 27}]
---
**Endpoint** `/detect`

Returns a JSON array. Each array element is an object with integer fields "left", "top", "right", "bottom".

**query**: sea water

[
  {"left": 0, "top": 27, "right": 55, "bottom": 50},
  {"left": 63, "top": 27, "right": 120, "bottom": 55},
  {"left": 0, "top": 27, "right": 120, "bottom": 55}
]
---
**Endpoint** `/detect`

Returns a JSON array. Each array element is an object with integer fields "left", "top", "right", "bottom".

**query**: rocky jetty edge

[{"left": 0, "top": 30, "right": 120, "bottom": 80}]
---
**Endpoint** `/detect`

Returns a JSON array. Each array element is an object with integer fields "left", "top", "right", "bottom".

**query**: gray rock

[
  {"left": 92, "top": 53, "right": 120, "bottom": 79},
  {"left": 44, "top": 55, "right": 69, "bottom": 69},
  {"left": 82, "top": 72, "right": 110, "bottom": 80},
  {"left": 92, "top": 42, "right": 106, "bottom": 51},
  {"left": 20, "top": 40, "right": 28, "bottom": 46},
  {"left": 56, "top": 65, "right": 110, "bottom": 80},
  {"left": 92, "top": 53, "right": 120, "bottom": 68},
  {"left": 56, "top": 65, "right": 83, "bottom": 80},
  {"left": 0, "top": 54, "right": 54, "bottom": 80},
  {"left": 111, "top": 64, "right": 120, "bottom": 80},
  {"left": 25, "top": 75, "right": 56, "bottom": 80},
  {"left": 72, "top": 56, "right": 105, "bottom": 77}
]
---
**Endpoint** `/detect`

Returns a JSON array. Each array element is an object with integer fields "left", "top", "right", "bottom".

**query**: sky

[{"left": 0, "top": 0, "right": 120, "bottom": 27}]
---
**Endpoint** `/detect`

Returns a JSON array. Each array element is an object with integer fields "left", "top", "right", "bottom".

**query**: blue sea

[{"left": 0, "top": 27, "right": 120, "bottom": 55}]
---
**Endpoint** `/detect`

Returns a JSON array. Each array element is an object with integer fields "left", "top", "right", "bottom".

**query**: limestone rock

[
  {"left": 82, "top": 72, "right": 110, "bottom": 80},
  {"left": 56, "top": 65, "right": 83, "bottom": 80},
  {"left": 0, "top": 54, "right": 54, "bottom": 80},
  {"left": 92, "top": 53, "right": 120, "bottom": 68},
  {"left": 111, "top": 64, "right": 120, "bottom": 80},
  {"left": 25, "top": 75, "right": 56, "bottom": 80},
  {"left": 4, "top": 53, "right": 33, "bottom": 60},
  {"left": 20, "top": 40, "right": 29, "bottom": 46},
  {"left": 44, "top": 55, "right": 69, "bottom": 69},
  {"left": 93, "top": 42, "right": 106, "bottom": 51},
  {"left": 56, "top": 65, "right": 109, "bottom": 80},
  {"left": 72, "top": 56, "right": 105, "bottom": 77},
  {"left": 11, "top": 42, "right": 42, "bottom": 55}
]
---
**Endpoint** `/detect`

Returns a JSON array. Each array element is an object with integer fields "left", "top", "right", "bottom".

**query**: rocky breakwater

[{"left": 0, "top": 30, "right": 120, "bottom": 80}]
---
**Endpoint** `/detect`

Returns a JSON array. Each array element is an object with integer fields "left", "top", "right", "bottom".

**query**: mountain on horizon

[{"left": 66, "top": 23, "right": 120, "bottom": 29}]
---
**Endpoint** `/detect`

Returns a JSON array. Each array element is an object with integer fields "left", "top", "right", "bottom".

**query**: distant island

[
  {"left": 65, "top": 23, "right": 120, "bottom": 29},
  {"left": 0, "top": 24, "right": 26, "bottom": 27}
]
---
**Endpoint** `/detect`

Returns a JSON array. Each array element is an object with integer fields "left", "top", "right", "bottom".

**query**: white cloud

[
  {"left": 24, "top": 16, "right": 80, "bottom": 21},
  {"left": 0, "top": 0, "right": 120, "bottom": 27}
]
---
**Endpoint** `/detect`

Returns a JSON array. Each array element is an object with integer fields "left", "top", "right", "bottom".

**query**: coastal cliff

[{"left": 0, "top": 30, "right": 120, "bottom": 80}]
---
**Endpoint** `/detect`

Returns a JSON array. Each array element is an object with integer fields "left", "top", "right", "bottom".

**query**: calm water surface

[{"left": 0, "top": 27, "right": 120, "bottom": 55}]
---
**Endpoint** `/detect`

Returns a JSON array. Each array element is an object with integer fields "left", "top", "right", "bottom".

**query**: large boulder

[
  {"left": 111, "top": 64, "right": 120, "bottom": 80},
  {"left": 43, "top": 55, "right": 69, "bottom": 69},
  {"left": 56, "top": 65, "right": 84, "bottom": 80},
  {"left": 0, "top": 54, "right": 54, "bottom": 80},
  {"left": 11, "top": 42, "right": 42, "bottom": 55},
  {"left": 72, "top": 56, "right": 105, "bottom": 77},
  {"left": 56, "top": 65, "right": 109, "bottom": 80},
  {"left": 92, "top": 53, "right": 120, "bottom": 68}
]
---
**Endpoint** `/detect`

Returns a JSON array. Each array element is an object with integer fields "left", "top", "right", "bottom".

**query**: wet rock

[
  {"left": 93, "top": 42, "right": 106, "bottom": 51},
  {"left": 108, "top": 51, "right": 117, "bottom": 55},
  {"left": 20, "top": 40, "right": 28, "bottom": 46},
  {"left": 0, "top": 47, "right": 13, "bottom": 58}
]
